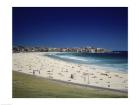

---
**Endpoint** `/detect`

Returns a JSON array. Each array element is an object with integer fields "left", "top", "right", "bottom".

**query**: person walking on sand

[{"left": 33, "top": 70, "right": 35, "bottom": 75}]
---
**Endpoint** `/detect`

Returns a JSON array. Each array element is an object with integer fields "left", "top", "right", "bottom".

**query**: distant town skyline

[{"left": 13, "top": 7, "right": 128, "bottom": 51}]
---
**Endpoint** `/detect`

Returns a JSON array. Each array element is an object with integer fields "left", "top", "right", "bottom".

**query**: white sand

[{"left": 12, "top": 52, "right": 128, "bottom": 91}]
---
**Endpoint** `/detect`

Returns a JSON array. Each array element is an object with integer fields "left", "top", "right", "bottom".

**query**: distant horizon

[
  {"left": 13, "top": 44, "right": 128, "bottom": 51},
  {"left": 13, "top": 7, "right": 128, "bottom": 51}
]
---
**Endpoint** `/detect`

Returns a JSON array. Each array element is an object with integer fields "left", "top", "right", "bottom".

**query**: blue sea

[{"left": 45, "top": 51, "right": 128, "bottom": 73}]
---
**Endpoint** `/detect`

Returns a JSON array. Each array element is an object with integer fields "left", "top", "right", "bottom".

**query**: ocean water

[{"left": 45, "top": 52, "right": 128, "bottom": 73}]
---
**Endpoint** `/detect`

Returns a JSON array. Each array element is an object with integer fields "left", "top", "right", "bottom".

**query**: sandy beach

[{"left": 12, "top": 52, "right": 128, "bottom": 91}]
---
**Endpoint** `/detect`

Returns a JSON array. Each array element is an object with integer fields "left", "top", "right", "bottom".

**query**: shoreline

[
  {"left": 12, "top": 52, "right": 128, "bottom": 91},
  {"left": 43, "top": 52, "right": 128, "bottom": 74}
]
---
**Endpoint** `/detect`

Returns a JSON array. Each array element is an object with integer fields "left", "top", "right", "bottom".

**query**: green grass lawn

[{"left": 12, "top": 71, "right": 128, "bottom": 98}]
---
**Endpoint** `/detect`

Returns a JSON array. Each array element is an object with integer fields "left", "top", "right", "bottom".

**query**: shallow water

[{"left": 45, "top": 52, "right": 128, "bottom": 73}]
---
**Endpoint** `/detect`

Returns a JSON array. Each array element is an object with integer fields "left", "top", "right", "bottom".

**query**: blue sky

[{"left": 13, "top": 7, "right": 128, "bottom": 51}]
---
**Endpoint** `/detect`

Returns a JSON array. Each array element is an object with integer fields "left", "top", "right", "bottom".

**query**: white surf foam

[{"left": 58, "top": 55, "right": 88, "bottom": 62}]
